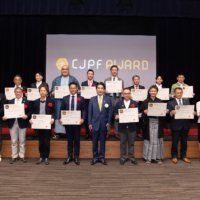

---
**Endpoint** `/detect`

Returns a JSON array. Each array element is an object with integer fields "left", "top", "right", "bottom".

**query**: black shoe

[
  {"left": 32, "top": 135, "right": 37, "bottom": 139},
  {"left": 91, "top": 160, "right": 97, "bottom": 165},
  {"left": 45, "top": 158, "right": 49, "bottom": 165},
  {"left": 129, "top": 160, "right": 137, "bottom": 165},
  {"left": 74, "top": 158, "right": 80, "bottom": 165},
  {"left": 101, "top": 160, "right": 107, "bottom": 165},
  {"left": 10, "top": 158, "right": 17, "bottom": 164},
  {"left": 63, "top": 157, "right": 73, "bottom": 165},
  {"left": 36, "top": 158, "right": 44, "bottom": 165},
  {"left": 84, "top": 135, "right": 90, "bottom": 140},
  {"left": 20, "top": 158, "right": 27, "bottom": 163},
  {"left": 120, "top": 160, "right": 125, "bottom": 165}
]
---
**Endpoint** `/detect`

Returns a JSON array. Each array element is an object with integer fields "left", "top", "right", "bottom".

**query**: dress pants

[
  {"left": 10, "top": 121, "right": 26, "bottom": 158},
  {"left": 37, "top": 129, "right": 51, "bottom": 159},
  {"left": 84, "top": 105, "right": 89, "bottom": 135},
  {"left": 92, "top": 127, "right": 107, "bottom": 161},
  {"left": 171, "top": 128, "right": 189, "bottom": 158},
  {"left": 119, "top": 130, "right": 136, "bottom": 161},
  {"left": 65, "top": 125, "right": 81, "bottom": 159},
  {"left": 107, "top": 96, "right": 119, "bottom": 135}
]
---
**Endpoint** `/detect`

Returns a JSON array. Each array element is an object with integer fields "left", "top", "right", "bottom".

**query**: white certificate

[
  {"left": 175, "top": 105, "right": 194, "bottom": 119},
  {"left": 27, "top": 88, "right": 40, "bottom": 101},
  {"left": 147, "top": 103, "right": 167, "bottom": 117},
  {"left": 182, "top": 86, "right": 193, "bottom": 98},
  {"left": 54, "top": 86, "right": 70, "bottom": 99},
  {"left": 31, "top": 114, "right": 51, "bottom": 129},
  {"left": 5, "top": 87, "right": 15, "bottom": 100},
  {"left": 131, "top": 89, "right": 147, "bottom": 101},
  {"left": 106, "top": 81, "right": 122, "bottom": 93},
  {"left": 4, "top": 104, "right": 25, "bottom": 119},
  {"left": 156, "top": 88, "right": 169, "bottom": 100},
  {"left": 81, "top": 86, "right": 97, "bottom": 99},
  {"left": 61, "top": 110, "right": 81, "bottom": 125},
  {"left": 119, "top": 108, "right": 139, "bottom": 123}
]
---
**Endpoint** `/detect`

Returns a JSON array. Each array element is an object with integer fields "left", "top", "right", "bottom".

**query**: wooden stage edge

[{"left": 1, "top": 140, "right": 200, "bottom": 158}]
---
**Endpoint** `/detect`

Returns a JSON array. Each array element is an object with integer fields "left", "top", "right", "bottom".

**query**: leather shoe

[
  {"left": 45, "top": 158, "right": 49, "bottom": 165},
  {"left": 114, "top": 134, "right": 120, "bottom": 139},
  {"left": 36, "top": 158, "right": 44, "bottom": 165},
  {"left": 181, "top": 158, "right": 191, "bottom": 163},
  {"left": 32, "top": 135, "right": 37, "bottom": 139},
  {"left": 91, "top": 160, "right": 97, "bottom": 165},
  {"left": 136, "top": 134, "right": 143, "bottom": 139},
  {"left": 120, "top": 160, "right": 125, "bottom": 165},
  {"left": 106, "top": 134, "right": 110, "bottom": 139},
  {"left": 63, "top": 157, "right": 73, "bottom": 165},
  {"left": 10, "top": 158, "right": 17, "bottom": 164},
  {"left": 172, "top": 158, "right": 178, "bottom": 164},
  {"left": 101, "top": 160, "right": 107, "bottom": 165},
  {"left": 84, "top": 135, "right": 90, "bottom": 140},
  {"left": 20, "top": 158, "right": 27, "bottom": 163},
  {"left": 74, "top": 158, "right": 80, "bottom": 165},
  {"left": 129, "top": 160, "right": 137, "bottom": 165}
]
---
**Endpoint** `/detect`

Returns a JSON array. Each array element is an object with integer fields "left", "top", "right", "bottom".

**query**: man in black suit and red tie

[
  {"left": 128, "top": 75, "right": 145, "bottom": 139},
  {"left": 59, "top": 82, "right": 85, "bottom": 165},
  {"left": 30, "top": 85, "right": 56, "bottom": 165},
  {"left": 81, "top": 69, "right": 98, "bottom": 140},
  {"left": 167, "top": 87, "right": 196, "bottom": 164}
]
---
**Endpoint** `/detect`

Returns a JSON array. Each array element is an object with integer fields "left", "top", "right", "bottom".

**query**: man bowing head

[{"left": 88, "top": 82, "right": 112, "bottom": 165}]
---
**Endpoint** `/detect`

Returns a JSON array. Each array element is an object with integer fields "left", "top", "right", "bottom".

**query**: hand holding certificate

[
  {"left": 156, "top": 88, "right": 169, "bottom": 100},
  {"left": 5, "top": 88, "right": 15, "bottom": 100},
  {"left": 31, "top": 114, "right": 52, "bottom": 129},
  {"left": 175, "top": 105, "right": 194, "bottom": 119},
  {"left": 4, "top": 104, "right": 25, "bottom": 119},
  {"left": 131, "top": 89, "right": 147, "bottom": 101},
  {"left": 182, "top": 86, "right": 193, "bottom": 98},
  {"left": 61, "top": 110, "right": 81, "bottom": 125},
  {"left": 106, "top": 81, "right": 122, "bottom": 93},
  {"left": 147, "top": 103, "right": 167, "bottom": 117},
  {"left": 27, "top": 88, "right": 40, "bottom": 101},
  {"left": 81, "top": 86, "right": 97, "bottom": 99},
  {"left": 55, "top": 86, "right": 70, "bottom": 99},
  {"left": 118, "top": 108, "right": 139, "bottom": 123}
]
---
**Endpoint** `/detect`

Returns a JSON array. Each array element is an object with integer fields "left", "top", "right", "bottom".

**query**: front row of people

[{"left": 2, "top": 83, "right": 196, "bottom": 165}]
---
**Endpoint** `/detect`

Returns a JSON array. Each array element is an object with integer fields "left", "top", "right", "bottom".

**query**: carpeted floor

[{"left": 0, "top": 158, "right": 200, "bottom": 200}]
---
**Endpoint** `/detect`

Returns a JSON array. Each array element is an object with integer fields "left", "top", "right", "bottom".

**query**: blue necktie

[
  {"left": 179, "top": 99, "right": 182, "bottom": 105},
  {"left": 71, "top": 96, "right": 74, "bottom": 110}
]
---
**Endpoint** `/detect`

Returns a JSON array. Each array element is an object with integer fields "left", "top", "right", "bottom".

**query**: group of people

[{"left": 0, "top": 65, "right": 198, "bottom": 166}]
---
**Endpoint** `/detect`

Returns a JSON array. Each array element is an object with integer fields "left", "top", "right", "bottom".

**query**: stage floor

[{"left": 0, "top": 158, "right": 200, "bottom": 199}]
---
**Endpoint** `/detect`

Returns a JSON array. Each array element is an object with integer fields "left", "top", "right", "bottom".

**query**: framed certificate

[
  {"left": 156, "top": 88, "right": 169, "bottom": 100},
  {"left": 27, "top": 88, "right": 40, "bottom": 101},
  {"left": 131, "top": 89, "right": 147, "bottom": 101},
  {"left": 182, "top": 86, "right": 193, "bottom": 98},
  {"left": 5, "top": 87, "right": 15, "bottom": 100},
  {"left": 175, "top": 105, "right": 194, "bottom": 119},
  {"left": 147, "top": 103, "right": 167, "bottom": 117},
  {"left": 61, "top": 110, "right": 81, "bottom": 125},
  {"left": 54, "top": 86, "right": 70, "bottom": 99},
  {"left": 106, "top": 81, "right": 122, "bottom": 93},
  {"left": 81, "top": 86, "right": 97, "bottom": 99},
  {"left": 31, "top": 114, "right": 52, "bottom": 129},
  {"left": 4, "top": 104, "right": 25, "bottom": 119},
  {"left": 119, "top": 108, "right": 139, "bottom": 123}
]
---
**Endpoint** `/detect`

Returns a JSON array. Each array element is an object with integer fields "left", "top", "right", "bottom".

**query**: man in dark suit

[
  {"left": 30, "top": 85, "right": 56, "bottom": 165},
  {"left": 0, "top": 93, "right": 6, "bottom": 161},
  {"left": 128, "top": 75, "right": 145, "bottom": 139},
  {"left": 59, "top": 82, "right": 85, "bottom": 165},
  {"left": 88, "top": 82, "right": 112, "bottom": 165},
  {"left": 13, "top": 75, "right": 27, "bottom": 99},
  {"left": 114, "top": 88, "right": 141, "bottom": 165},
  {"left": 81, "top": 69, "right": 98, "bottom": 140},
  {"left": 2, "top": 87, "right": 31, "bottom": 164},
  {"left": 167, "top": 87, "right": 196, "bottom": 164}
]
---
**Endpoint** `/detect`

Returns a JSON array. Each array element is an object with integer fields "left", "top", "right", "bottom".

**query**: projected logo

[{"left": 56, "top": 58, "right": 69, "bottom": 70}]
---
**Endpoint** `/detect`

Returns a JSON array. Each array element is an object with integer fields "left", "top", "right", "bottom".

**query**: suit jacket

[
  {"left": 167, "top": 99, "right": 190, "bottom": 130},
  {"left": 88, "top": 95, "right": 112, "bottom": 132},
  {"left": 32, "top": 97, "right": 56, "bottom": 120},
  {"left": 81, "top": 80, "right": 98, "bottom": 108},
  {"left": 59, "top": 95, "right": 85, "bottom": 121},
  {"left": 31, "top": 82, "right": 49, "bottom": 89},
  {"left": 8, "top": 98, "right": 31, "bottom": 129},
  {"left": 0, "top": 93, "right": 6, "bottom": 123},
  {"left": 104, "top": 77, "right": 124, "bottom": 99},
  {"left": 114, "top": 99, "right": 139, "bottom": 132}
]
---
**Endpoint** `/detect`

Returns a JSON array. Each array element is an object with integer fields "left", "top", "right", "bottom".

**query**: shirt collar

[
  {"left": 15, "top": 85, "right": 21, "bottom": 88},
  {"left": 98, "top": 95, "right": 103, "bottom": 99},
  {"left": 178, "top": 82, "right": 184, "bottom": 86},
  {"left": 112, "top": 76, "right": 118, "bottom": 80},
  {"left": 156, "top": 84, "right": 162, "bottom": 88},
  {"left": 37, "top": 81, "right": 42, "bottom": 84},
  {"left": 70, "top": 93, "right": 77, "bottom": 97},
  {"left": 15, "top": 97, "right": 22, "bottom": 101},
  {"left": 40, "top": 97, "right": 46, "bottom": 101}
]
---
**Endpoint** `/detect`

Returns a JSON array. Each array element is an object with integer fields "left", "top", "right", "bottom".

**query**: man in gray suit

[{"left": 104, "top": 65, "right": 124, "bottom": 139}]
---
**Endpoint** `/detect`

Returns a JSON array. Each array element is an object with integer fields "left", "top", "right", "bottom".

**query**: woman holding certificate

[{"left": 140, "top": 85, "right": 169, "bottom": 164}]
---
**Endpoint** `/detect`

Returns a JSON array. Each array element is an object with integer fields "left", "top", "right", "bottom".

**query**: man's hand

[
  {"left": 105, "top": 90, "right": 108, "bottom": 94},
  {"left": 59, "top": 119, "right": 63, "bottom": 124},
  {"left": 115, "top": 115, "right": 119, "bottom": 120},
  {"left": 193, "top": 93, "right": 195, "bottom": 97},
  {"left": 80, "top": 119, "right": 84, "bottom": 124},
  {"left": 171, "top": 110, "right": 176, "bottom": 115},
  {"left": 22, "top": 115, "right": 28, "bottom": 120},
  {"left": 138, "top": 114, "right": 141, "bottom": 118},
  {"left": 52, "top": 91, "right": 55, "bottom": 96},
  {"left": 78, "top": 90, "right": 81, "bottom": 94},
  {"left": 2, "top": 116, "right": 7, "bottom": 121},
  {"left": 89, "top": 125, "right": 92, "bottom": 130},
  {"left": 29, "top": 119, "right": 33, "bottom": 124},
  {"left": 166, "top": 109, "right": 169, "bottom": 114},
  {"left": 50, "top": 119, "right": 54, "bottom": 124},
  {"left": 144, "top": 110, "right": 148, "bottom": 114},
  {"left": 169, "top": 94, "right": 172, "bottom": 98},
  {"left": 106, "top": 123, "right": 109, "bottom": 130},
  {"left": 193, "top": 111, "right": 197, "bottom": 116}
]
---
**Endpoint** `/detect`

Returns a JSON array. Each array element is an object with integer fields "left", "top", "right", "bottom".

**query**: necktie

[
  {"left": 113, "top": 78, "right": 116, "bottom": 97},
  {"left": 179, "top": 99, "right": 182, "bottom": 105},
  {"left": 99, "top": 96, "right": 102, "bottom": 112},
  {"left": 71, "top": 96, "right": 74, "bottom": 110},
  {"left": 89, "top": 81, "right": 92, "bottom": 87}
]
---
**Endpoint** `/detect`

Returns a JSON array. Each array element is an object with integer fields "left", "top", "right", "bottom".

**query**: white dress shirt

[
  {"left": 124, "top": 100, "right": 130, "bottom": 109},
  {"left": 88, "top": 80, "right": 93, "bottom": 87},
  {"left": 36, "top": 81, "right": 42, "bottom": 88},
  {"left": 15, "top": 97, "right": 22, "bottom": 104},
  {"left": 97, "top": 95, "right": 103, "bottom": 104},
  {"left": 196, "top": 101, "right": 200, "bottom": 123},
  {"left": 175, "top": 98, "right": 183, "bottom": 105},
  {"left": 15, "top": 85, "right": 21, "bottom": 88},
  {"left": 156, "top": 84, "right": 162, "bottom": 89},
  {"left": 69, "top": 93, "right": 77, "bottom": 111}
]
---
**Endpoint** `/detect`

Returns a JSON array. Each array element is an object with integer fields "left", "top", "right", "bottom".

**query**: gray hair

[
  {"left": 14, "top": 87, "right": 23, "bottom": 92},
  {"left": 132, "top": 75, "right": 140, "bottom": 80}
]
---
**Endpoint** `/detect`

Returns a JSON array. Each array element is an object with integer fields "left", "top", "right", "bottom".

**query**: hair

[
  {"left": 110, "top": 65, "right": 118, "bottom": 71},
  {"left": 132, "top": 75, "right": 140, "bottom": 80},
  {"left": 177, "top": 74, "right": 185, "bottom": 77},
  {"left": 147, "top": 85, "right": 158, "bottom": 98},
  {"left": 155, "top": 75, "right": 163, "bottom": 80},
  {"left": 174, "top": 87, "right": 183, "bottom": 93},
  {"left": 123, "top": 87, "right": 131, "bottom": 92},
  {"left": 87, "top": 69, "right": 94, "bottom": 74},
  {"left": 14, "top": 75, "right": 22, "bottom": 79},
  {"left": 39, "top": 85, "right": 49, "bottom": 93},
  {"left": 14, "top": 87, "right": 23, "bottom": 92},
  {"left": 36, "top": 72, "right": 43, "bottom": 76},
  {"left": 69, "top": 81, "right": 78, "bottom": 87},
  {"left": 96, "top": 82, "right": 105, "bottom": 89}
]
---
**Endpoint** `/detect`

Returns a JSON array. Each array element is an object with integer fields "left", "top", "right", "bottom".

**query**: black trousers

[
  {"left": 84, "top": 106, "right": 89, "bottom": 135},
  {"left": 198, "top": 124, "right": 200, "bottom": 143},
  {"left": 171, "top": 128, "right": 189, "bottom": 158},
  {"left": 37, "top": 129, "right": 51, "bottom": 159}
]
